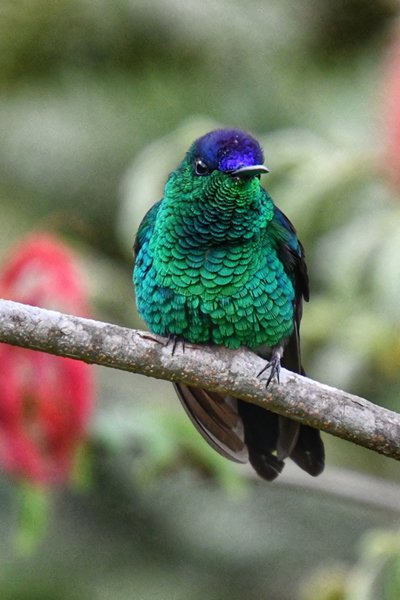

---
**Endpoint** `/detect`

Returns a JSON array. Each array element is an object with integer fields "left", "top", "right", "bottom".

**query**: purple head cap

[{"left": 192, "top": 128, "right": 265, "bottom": 172}]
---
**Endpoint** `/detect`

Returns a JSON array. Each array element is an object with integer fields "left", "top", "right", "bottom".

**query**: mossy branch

[{"left": 0, "top": 298, "right": 399, "bottom": 461}]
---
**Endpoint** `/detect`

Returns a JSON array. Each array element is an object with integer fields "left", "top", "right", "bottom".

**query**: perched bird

[{"left": 133, "top": 128, "right": 324, "bottom": 480}]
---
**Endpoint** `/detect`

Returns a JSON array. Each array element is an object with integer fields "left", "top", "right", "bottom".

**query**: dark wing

[
  {"left": 271, "top": 204, "right": 309, "bottom": 334},
  {"left": 174, "top": 383, "right": 248, "bottom": 463},
  {"left": 270, "top": 204, "right": 324, "bottom": 475}
]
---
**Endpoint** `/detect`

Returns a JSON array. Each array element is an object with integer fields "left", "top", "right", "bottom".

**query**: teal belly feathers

[{"left": 134, "top": 233, "right": 295, "bottom": 349}]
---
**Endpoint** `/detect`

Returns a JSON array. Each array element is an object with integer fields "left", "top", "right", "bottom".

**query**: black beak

[{"left": 230, "top": 164, "right": 270, "bottom": 178}]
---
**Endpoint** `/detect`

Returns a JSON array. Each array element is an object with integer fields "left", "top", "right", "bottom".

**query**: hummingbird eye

[{"left": 194, "top": 159, "right": 210, "bottom": 176}]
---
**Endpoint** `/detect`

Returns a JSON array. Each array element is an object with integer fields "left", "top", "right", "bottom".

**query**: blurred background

[{"left": 0, "top": 0, "right": 400, "bottom": 598}]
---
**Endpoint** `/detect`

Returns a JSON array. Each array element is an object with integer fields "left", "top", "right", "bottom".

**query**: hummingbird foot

[
  {"left": 165, "top": 334, "right": 186, "bottom": 356},
  {"left": 257, "top": 347, "right": 283, "bottom": 387}
]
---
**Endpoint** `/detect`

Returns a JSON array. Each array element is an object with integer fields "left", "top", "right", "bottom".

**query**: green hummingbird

[{"left": 133, "top": 128, "right": 324, "bottom": 480}]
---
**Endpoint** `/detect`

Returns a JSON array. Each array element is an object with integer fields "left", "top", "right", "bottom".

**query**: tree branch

[{"left": 0, "top": 298, "right": 399, "bottom": 461}]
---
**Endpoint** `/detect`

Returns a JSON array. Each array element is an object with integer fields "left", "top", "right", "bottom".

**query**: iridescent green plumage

[{"left": 133, "top": 129, "right": 324, "bottom": 480}]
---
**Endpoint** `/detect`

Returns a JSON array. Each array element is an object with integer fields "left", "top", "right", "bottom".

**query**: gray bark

[{"left": 0, "top": 299, "right": 399, "bottom": 461}]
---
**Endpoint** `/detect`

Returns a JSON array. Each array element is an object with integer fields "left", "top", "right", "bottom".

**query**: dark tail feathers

[{"left": 238, "top": 402, "right": 324, "bottom": 481}]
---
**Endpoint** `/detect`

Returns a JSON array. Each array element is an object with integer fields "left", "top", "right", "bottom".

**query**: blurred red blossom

[
  {"left": 0, "top": 233, "right": 94, "bottom": 485},
  {"left": 383, "top": 27, "right": 400, "bottom": 190}
]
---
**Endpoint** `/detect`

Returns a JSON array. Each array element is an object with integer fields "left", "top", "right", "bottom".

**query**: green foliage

[
  {"left": 95, "top": 401, "right": 246, "bottom": 491},
  {"left": 302, "top": 529, "right": 400, "bottom": 600},
  {"left": 346, "top": 530, "right": 400, "bottom": 600},
  {"left": 15, "top": 483, "right": 51, "bottom": 554}
]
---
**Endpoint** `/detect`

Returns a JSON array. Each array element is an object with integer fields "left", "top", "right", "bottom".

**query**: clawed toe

[
  {"left": 165, "top": 334, "right": 186, "bottom": 356},
  {"left": 257, "top": 353, "right": 281, "bottom": 387}
]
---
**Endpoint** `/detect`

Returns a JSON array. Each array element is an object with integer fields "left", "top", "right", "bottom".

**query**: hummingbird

[{"left": 133, "top": 128, "right": 324, "bottom": 480}]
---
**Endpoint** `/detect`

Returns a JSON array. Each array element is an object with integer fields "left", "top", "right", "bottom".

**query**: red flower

[
  {"left": 0, "top": 234, "right": 94, "bottom": 485},
  {"left": 383, "top": 28, "right": 400, "bottom": 190}
]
